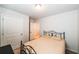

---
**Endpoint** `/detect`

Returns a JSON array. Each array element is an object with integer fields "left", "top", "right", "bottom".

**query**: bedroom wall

[
  {"left": 0, "top": 12, "right": 1, "bottom": 47},
  {"left": 0, "top": 8, "right": 1, "bottom": 46},
  {"left": 78, "top": 10, "right": 79, "bottom": 53},
  {"left": 0, "top": 17, "right": 1, "bottom": 46},
  {"left": 40, "top": 10, "right": 79, "bottom": 53},
  {"left": 0, "top": 7, "right": 29, "bottom": 49}
]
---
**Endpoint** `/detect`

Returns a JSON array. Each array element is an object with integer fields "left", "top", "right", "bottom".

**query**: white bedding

[{"left": 24, "top": 37, "right": 65, "bottom": 54}]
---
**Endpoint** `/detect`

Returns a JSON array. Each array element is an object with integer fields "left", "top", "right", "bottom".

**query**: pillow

[{"left": 51, "top": 36, "right": 62, "bottom": 40}]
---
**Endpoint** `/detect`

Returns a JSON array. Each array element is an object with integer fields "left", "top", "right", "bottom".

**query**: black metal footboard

[{"left": 20, "top": 41, "right": 37, "bottom": 54}]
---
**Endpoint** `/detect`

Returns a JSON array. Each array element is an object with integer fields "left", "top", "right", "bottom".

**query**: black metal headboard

[{"left": 43, "top": 30, "right": 65, "bottom": 39}]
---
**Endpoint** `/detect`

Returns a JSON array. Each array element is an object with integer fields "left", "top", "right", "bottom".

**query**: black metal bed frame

[
  {"left": 20, "top": 31, "right": 65, "bottom": 54},
  {"left": 43, "top": 30, "right": 65, "bottom": 39}
]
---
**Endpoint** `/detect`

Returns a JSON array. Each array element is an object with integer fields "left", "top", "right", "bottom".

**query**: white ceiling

[{"left": 0, "top": 4, "right": 79, "bottom": 18}]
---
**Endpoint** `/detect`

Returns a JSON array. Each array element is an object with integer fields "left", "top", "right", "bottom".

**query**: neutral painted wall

[
  {"left": 0, "top": 7, "right": 2, "bottom": 47},
  {"left": 40, "top": 10, "right": 79, "bottom": 53},
  {"left": 0, "top": 11, "right": 1, "bottom": 46},
  {"left": 78, "top": 10, "right": 79, "bottom": 52},
  {"left": 0, "top": 7, "right": 29, "bottom": 49}
]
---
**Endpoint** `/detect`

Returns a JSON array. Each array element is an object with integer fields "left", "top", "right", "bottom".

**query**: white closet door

[{"left": 1, "top": 15, "right": 24, "bottom": 49}]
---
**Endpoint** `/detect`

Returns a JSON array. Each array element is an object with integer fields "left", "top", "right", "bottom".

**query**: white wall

[
  {"left": 0, "top": 7, "right": 2, "bottom": 47},
  {"left": 0, "top": 7, "right": 29, "bottom": 49},
  {"left": 0, "top": 9, "right": 1, "bottom": 46},
  {"left": 40, "top": 10, "right": 79, "bottom": 53},
  {"left": 78, "top": 10, "right": 79, "bottom": 52}
]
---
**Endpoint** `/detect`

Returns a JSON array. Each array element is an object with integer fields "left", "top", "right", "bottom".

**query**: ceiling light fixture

[{"left": 35, "top": 4, "right": 42, "bottom": 9}]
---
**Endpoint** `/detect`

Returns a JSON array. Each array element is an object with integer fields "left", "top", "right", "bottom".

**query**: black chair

[{"left": 0, "top": 44, "right": 14, "bottom": 54}]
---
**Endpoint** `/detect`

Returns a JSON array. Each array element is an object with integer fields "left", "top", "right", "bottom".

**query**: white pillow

[{"left": 51, "top": 36, "right": 62, "bottom": 40}]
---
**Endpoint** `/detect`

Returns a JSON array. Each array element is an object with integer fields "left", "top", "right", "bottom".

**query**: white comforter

[{"left": 24, "top": 37, "right": 65, "bottom": 54}]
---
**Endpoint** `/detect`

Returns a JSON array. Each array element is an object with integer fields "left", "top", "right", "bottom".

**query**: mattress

[{"left": 24, "top": 37, "right": 65, "bottom": 54}]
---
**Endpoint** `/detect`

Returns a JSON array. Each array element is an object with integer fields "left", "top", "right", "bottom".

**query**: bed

[{"left": 20, "top": 31, "right": 65, "bottom": 54}]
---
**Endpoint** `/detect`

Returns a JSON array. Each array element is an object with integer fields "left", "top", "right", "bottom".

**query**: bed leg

[
  {"left": 20, "top": 40, "right": 23, "bottom": 54},
  {"left": 63, "top": 32, "right": 65, "bottom": 40}
]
